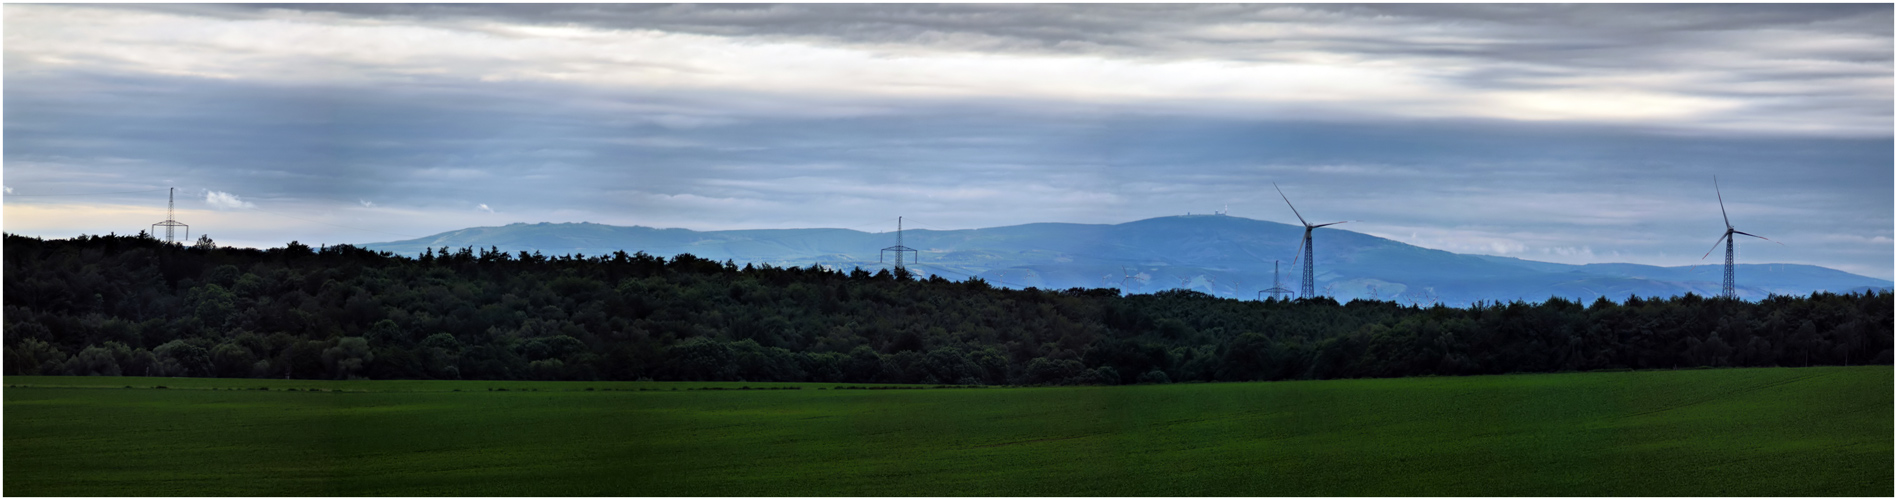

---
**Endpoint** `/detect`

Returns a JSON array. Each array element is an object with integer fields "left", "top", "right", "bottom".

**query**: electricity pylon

[
  {"left": 880, "top": 216, "right": 918, "bottom": 274},
  {"left": 150, "top": 187, "right": 189, "bottom": 244},
  {"left": 1259, "top": 260, "right": 1294, "bottom": 300}
]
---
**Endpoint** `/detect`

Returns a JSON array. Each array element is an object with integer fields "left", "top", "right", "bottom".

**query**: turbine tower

[
  {"left": 1258, "top": 260, "right": 1293, "bottom": 300},
  {"left": 1700, "top": 178, "right": 1780, "bottom": 300},
  {"left": 1119, "top": 266, "right": 1145, "bottom": 292},
  {"left": 880, "top": 216, "right": 918, "bottom": 274},
  {"left": 150, "top": 187, "right": 189, "bottom": 244},
  {"left": 1275, "top": 183, "right": 1349, "bottom": 298}
]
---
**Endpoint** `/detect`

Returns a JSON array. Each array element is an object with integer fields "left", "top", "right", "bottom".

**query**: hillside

[{"left": 363, "top": 216, "right": 1892, "bottom": 303}]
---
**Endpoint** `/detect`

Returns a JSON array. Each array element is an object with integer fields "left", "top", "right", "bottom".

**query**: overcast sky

[{"left": 5, "top": 4, "right": 1892, "bottom": 279}]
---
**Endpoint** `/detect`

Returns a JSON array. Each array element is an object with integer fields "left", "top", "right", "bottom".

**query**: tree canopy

[{"left": 6, "top": 232, "right": 1890, "bottom": 383}]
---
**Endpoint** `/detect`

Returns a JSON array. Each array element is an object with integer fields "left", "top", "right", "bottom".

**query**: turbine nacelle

[
  {"left": 1700, "top": 178, "right": 1783, "bottom": 260},
  {"left": 1275, "top": 182, "right": 1354, "bottom": 298},
  {"left": 1701, "top": 177, "right": 1785, "bottom": 300}
]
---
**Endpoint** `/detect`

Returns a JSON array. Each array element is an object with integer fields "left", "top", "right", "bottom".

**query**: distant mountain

[{"left": 362, "top": 215, "right": 1892, "bottom": 304}]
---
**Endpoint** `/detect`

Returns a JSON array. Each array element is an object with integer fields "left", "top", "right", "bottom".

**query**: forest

[{"left": 5, "top": 232, "right": 1891, "bottom": 384}]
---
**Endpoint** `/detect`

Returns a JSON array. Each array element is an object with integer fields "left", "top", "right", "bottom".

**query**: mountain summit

[{"left": 362, "top": 216, "right": 1890, "bottom": 304}]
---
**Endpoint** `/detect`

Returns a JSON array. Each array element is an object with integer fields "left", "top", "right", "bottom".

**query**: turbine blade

[
  {"left": 1312, "top": 220, "right": 1351, "bottom": 228},
  {"left": 1700, "top": 231, "right": 1730, "bottom": 260},
  {"left": 1715, "top": 177, "right": 1730, "bottom": 229},
  {"left": 1732, "top": 230, "right": 1784, "bottom": 245},
  {"left": 1273, "top": 182, "right": 1308, "bottom": 226},
  {"left": 1288, "top": 235, "right": 1307, "bottom": 269}
]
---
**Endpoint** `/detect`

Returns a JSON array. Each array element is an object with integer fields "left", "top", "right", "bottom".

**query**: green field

[{"left": 6, "top": 367, "right": 1890, "bottom": 496}]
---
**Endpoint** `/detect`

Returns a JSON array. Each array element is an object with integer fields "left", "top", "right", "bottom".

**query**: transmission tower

[
  {"left": 1258, "top": 260, "right": 1294, "bottom": 300},
  {"left": 150, "top": 187, "right": 189, "bottom": 244},
  {"left": 879, "top": 216, "right": 918, "bottom": 274}
]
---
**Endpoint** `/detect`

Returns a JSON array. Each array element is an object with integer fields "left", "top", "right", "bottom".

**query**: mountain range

[{"left": 361, "top": 215, "right": 1891, "bottom": 304}]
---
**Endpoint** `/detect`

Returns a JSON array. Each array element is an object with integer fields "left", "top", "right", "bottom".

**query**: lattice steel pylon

[
  {"left": 1700, "top": 177, "right": 1780, "bottom": 300},
  {"left": 879, "top": 216, "right": 918, "bottom": 274},
  {"left": 1258, "top": 260, "right": 1293, "bottom": 301},
  {"left": 1300, "top": 234, "right": 1314, "bottom": 297},
  {"left": 150, "top": 187, "right": 189, "bottom": 244}
]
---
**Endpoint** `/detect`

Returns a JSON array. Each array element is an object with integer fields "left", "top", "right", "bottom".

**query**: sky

[{"left": 5, "top": 3, "right": 1893, "bottom": 279}]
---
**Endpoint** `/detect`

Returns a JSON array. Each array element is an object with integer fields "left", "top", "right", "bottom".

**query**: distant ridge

[{"left": 362, "top": 216, "right": 1892, "bottom": 304}]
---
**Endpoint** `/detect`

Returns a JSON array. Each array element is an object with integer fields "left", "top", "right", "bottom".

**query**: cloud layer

[{"left": 4, "top": 4, "right": 1891, "bottom": 279}]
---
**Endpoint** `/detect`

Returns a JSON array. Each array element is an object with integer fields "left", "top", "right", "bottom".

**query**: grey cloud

[
  {"left": 127, "top": 3, "right": 1891, "bottom": 78},
  {"left": 6, "top": 5, "right": 1891, "bottom": 278},
  {"left": 20, "top": 4, "right": 1890, "bottom": 139},
  {"left": 133, "top": 4, "right": 1889, "bottom": 55},
  {"left": 12, "top": 65, "right": 1886, "bottom": 260}
]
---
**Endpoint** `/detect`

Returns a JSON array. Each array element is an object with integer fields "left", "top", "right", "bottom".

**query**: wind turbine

[
  {"left": 1275, "top": 183, "right": 1351, "bottom": 298},
  {"left": 1700, "top": 177, "right": 1782, "bottom": 300},
  {"left": 1119, "top": 266, "right": 1146, "bottom": 292}
]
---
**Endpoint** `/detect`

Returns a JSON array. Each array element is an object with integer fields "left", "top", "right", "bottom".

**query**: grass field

[{"left": 6, "top": 366, "right": 1890, "bottom": 496}]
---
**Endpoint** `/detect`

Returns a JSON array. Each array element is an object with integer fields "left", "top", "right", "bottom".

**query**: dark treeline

[{"left": 5, "top": 233, "right": 1891, "bottom": 384}]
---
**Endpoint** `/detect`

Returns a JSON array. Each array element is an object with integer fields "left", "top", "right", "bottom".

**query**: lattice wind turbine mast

[
  {"left": 1700, "top": 177, "right": 1782, "bottom": 300},
  {"left": 150, "top": 187, "right": 190, "bottom": 244},
  {"left": 1275, "top": 183, "right": 1351, "bottom": 298}
]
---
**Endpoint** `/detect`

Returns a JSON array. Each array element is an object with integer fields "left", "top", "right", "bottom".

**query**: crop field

[{"left": 5, "top": 366, "right": 1890, "bottom": 496}]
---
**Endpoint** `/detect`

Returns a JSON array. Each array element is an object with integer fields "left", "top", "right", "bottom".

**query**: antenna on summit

[
  {"left": 150, "top": 187, "right": 189, "bottom": 244},
  {"left": 879, "top": 216, "right": 918, "bottom": 274}
]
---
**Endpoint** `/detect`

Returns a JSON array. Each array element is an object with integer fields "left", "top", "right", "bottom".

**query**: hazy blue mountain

[{"left": 362, "top": 215, "right": 1891, "bottom": 304}]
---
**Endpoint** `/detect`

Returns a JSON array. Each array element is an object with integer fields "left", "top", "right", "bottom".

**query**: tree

[
  {"left": 529, "top": 358, "right": 566, "bottom": 381},
  {"left": 1025, "top": 357, "right": 1084, "bottom": 385},
  {"left": 323, "top": 337, "right": 374, "bottom": 379},
  {"left": 5, "top": 338, "right": 67, "bottom": 375},
  {"left": 844, "top": 345, "right": 884, "bottom": 382},
  {"left": 67, "top": 345, "right": 121, "bottom": 376},
  {"left": 186, "top": 285, "right": 238, "bottom": 329},
  {"left": 210, "top": 342, "right": 257, "bottom": 378},
  {"left": 367, "top": 319, "right": 412, "bottom": 348},
  {"left": 153, "top": 340, "right": 210, "bottom": 377},
  {"left": 421, "top": 333, "right": 464, "bottom": 379},
  {"left": 668, "top": 337, "right": 735, "bottom": 381},
  {"left": 3, "top": 232, "right": 1890, "bottom": 384}
]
